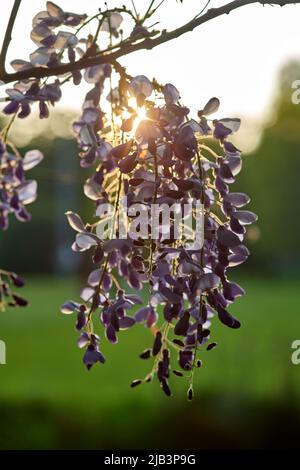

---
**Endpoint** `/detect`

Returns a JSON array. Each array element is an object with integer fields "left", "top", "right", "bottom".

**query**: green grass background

[{"left": 0, "top": 275, "right": 299, "bottom": 449}]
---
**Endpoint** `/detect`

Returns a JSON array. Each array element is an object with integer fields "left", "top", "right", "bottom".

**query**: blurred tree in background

[{"left": 235, "top": 61, "right": 300, "bottom": 274}]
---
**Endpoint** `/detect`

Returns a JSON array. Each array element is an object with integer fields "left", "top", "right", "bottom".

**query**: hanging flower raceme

[
  {"left": 63, "top": 74, "right": 257, "bottom": 400},
  {"left": 1, "top": 92, "right": 44, "bottom": 312}
]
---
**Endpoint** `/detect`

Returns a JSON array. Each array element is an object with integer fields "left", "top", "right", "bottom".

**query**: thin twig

[
  {"left": 194, "top": 0, "right": 212, "bottom": 19},
  {"left": 143, "top": 0, "right": 156, "bottom": 19},
  {"left": 131, "top": 0, "right": 139, "bottom": 19}
]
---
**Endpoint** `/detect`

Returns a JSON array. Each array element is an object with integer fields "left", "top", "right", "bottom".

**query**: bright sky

[{"left": 1, "top": 0, "right": 300, "bottom": 149}]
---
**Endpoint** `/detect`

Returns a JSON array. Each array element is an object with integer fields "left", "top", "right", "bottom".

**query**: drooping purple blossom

[
  {"left": 0, "top": 141, "right": 43, "bottom": 230},
  {"left": 0, "top": 269, "right": 28, "bottom": 309},
  {"left": 62, "top": 74, "right": 257, "bottom": 399}
]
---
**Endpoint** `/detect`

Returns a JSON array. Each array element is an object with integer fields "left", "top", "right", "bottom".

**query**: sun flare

[{"left": 123, "top": 97, "right": 148, "bottom": 135}]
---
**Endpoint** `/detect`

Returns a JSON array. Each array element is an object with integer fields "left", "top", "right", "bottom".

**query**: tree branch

[
  {"left": 0, "top": 0, "right": 22, "bottom": 76},
  {"left": 0, "top": 0, "right": 299, "bottom": 85}
]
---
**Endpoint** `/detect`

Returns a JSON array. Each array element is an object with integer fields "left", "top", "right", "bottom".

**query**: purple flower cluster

[
  {"left": 63, "top": 74, "right": 257, "bottom": 398},
  {"left": 3, "top": 81, "right": 62, "bottom": 120},
  {"left": 11, "top": 2, "right": 86, "bottom": 71},
  {"left": 0, "top": 140, "right": 43, "bottom": 230},
  {"left": 2, "top": 2, "right": 127, "bottom": 121},
  {"left": 2, "top": 2, "right": 87, "bottom": 119}
]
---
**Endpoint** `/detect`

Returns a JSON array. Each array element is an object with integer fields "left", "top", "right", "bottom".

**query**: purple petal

[
  {"left": 106, "top": 324, "right": 118, "bottom": 343},
  {"left": 223, "top": 281, "right": 245, "bottom": 302},
  {"left": 61, "top": 300, "right": 79, "bottom": 314},
  {"left": 163, "top": 83, "right": 180, "bottom": 105},
  {"left": 23, "top": 150, "right": 43, "bottom": 170},
  {"left": 201, "top": 97, "right": 220, "bottom": 116},
  {"left": 83, "top": 346, "right": 105, "bottom": 369},
  {"left": 217, "top": 227, "right": 241, "bottom": 248},
  {"left": 232, "top": 210, "right": 257, "bottom": 225},
  {"left": 135, "top": 306, "right": 151, "bottom": 323},
  {"left": 217, "top": 305, "right": 241, "bottom": 329},
  {"left": 224, "top": 192, "right": 250, "bottom": 207},
  {"left": 3, "top": 100, "right": 20, "bottom": 115},
  {"left": 65, "top": 211, "right": 85, "bottom": 232},
  {"left": 119, "top": 316, "right": 135, "bottom": 329}
]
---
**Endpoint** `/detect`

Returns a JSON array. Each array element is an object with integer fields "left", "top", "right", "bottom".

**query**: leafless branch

[
  {"left": 0, "top": 0, "right": 22, "bottom": 76},
  {"left": 0, "top": 0, "right": 299, "bottom": 85}
]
